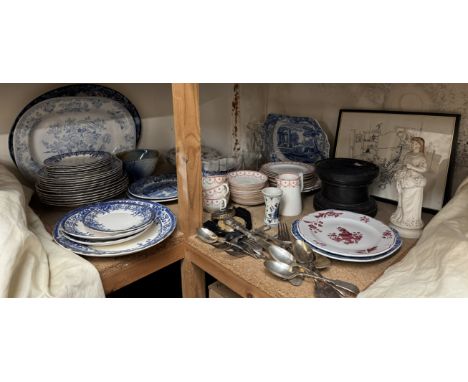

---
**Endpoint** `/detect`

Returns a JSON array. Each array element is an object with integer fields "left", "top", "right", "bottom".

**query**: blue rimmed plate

[
  {"left": 44, "top": 150, "right": 112, "bottom": 168},
  {"left": 54, "top": 200, "right": 177, "bottom": 257},
  {"left": 11, "top": 96, "right": 137, "bottom": 182},
  {"left": 291, "top": 221, "right": 402, "bottom": 263},
  {"left": 83, "top": 200, "right": 155, "bottom": 233},
  {"left": 263, "top": 113, "right": 330, "bottom": 164},
  {"left": 128, "top": 174, "right": 178, "bottom": 201}
]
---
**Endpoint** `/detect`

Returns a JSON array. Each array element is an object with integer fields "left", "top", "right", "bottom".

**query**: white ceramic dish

[{"left": 296, "top": 209, "right": 396, "bottom": 257}]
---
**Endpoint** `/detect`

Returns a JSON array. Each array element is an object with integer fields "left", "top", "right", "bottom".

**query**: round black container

[{"left": 313, "top": 158, "right": 379, "bottom": 216}]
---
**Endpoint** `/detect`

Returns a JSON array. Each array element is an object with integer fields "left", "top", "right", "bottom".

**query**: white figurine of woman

[{"left": 390, "top": 137, "right": 428, "bottom": 238}]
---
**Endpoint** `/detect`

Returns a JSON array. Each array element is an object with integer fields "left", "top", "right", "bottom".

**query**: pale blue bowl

[{"left": 117, "top": 149, "right": 159, "bottom": 180}]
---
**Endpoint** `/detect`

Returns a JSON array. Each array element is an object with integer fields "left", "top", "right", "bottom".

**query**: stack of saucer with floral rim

[
  {"left": 291, "top": 209, "right": 402, "bottom": 263},
  {"left": 227, "top": 170, "right": 268, "bottom": 206}
]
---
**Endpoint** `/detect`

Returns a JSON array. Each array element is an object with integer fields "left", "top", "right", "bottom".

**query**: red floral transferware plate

[{"left": 297, "top": 209, "right": 396, "bottom": 257}]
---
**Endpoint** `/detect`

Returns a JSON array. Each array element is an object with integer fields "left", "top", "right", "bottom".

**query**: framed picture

[{"left": 334, "top": 109, "right": 460, "bottom": 212}]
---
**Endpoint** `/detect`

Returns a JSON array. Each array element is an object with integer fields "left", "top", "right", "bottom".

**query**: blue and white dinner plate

[
  {"left": 291, "top": 221, "right": 402, "bottom": 263},
  {"left": 54, "top": 200, "right": 177, "bottom": 257},
  {"left": 83, "top": 200, "right": 155, "bottom": 233},
  {"left": 43, "top": 150, "right": 112, "bottom": 168},
  {"left": 11, "top": 96, "right": 137, "bottom": 182},
  {"left": 62, "top": 199, "right": 154, "bottom": 240},
  {"left": 263, "top": 114, "right": 330, "bottom": 164},
  {"left": 128, "top": 174, "right": 178, "bottom": 201}
]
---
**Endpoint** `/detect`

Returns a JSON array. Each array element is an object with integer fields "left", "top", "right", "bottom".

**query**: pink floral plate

[{"left": 297, "top": 209, "right": 396, "bottom": 257}]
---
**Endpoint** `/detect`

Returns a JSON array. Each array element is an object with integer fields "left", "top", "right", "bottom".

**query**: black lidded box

[{"left": 313, "top": 158, "right": 379, "bottom": 216}]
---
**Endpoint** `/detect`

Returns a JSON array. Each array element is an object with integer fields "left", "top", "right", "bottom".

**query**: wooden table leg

[{"left": 181, "top": 251, "right": 206, "bottom": 298}]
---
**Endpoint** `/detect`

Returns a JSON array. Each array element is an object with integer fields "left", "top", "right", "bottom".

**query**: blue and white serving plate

[
  {"left": 83, "top": 200, "right": 155, "bottom": 233},
  {"left": 128, "top": 174, "right": 178, "bottom": 201},
  {"left": 263, "top": 114, "right": 330, "bottom": 164},
  {"left": 54, "top": 200, "right": 177, "bottom": 257},
  {"left": 11, "top": 96, "right": 137, "bottom": 182},
  {"left": 62, "top": 226, "right": 151, "bottom": 247},
  {"left": 291, "top": 221, "right": 402, "bottom": 263}
]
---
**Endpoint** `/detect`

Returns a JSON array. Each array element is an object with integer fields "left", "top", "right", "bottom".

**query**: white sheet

[
  {"left": 0, "top": 165, "right": 105, "bottom": 297},
  {"left": 359, "top": 176, "right": 468, "bottom": 297}
]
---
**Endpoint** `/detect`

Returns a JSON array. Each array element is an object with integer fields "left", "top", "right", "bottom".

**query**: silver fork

[{"left": 277, "top": 222, "right": 304, "bottom": 286}]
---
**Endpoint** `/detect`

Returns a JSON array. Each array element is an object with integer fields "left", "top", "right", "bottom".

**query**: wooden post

[
  {"left": 171, "top": 84, "right": 203, "bottom": 236},
  {"left": 172, "top": 84, "right": 206, "bottom": 297}
]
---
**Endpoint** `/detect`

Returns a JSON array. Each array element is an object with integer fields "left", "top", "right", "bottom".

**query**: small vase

[{"left": 262, "top": 187, "right": 283, "bottom": 226}]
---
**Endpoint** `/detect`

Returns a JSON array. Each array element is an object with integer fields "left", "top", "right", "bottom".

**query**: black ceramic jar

[{"left": 313, "top": 158, "right": 379, "bottom": 216}]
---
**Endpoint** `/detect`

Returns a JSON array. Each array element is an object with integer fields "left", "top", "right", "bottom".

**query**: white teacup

[
  {"left": 276, "top": 173, "right": 303, "bottom": 216},
  {"left": 203, "top": 197, "right": 228, "bottom": 213},
  {"left": 202, "top": 183, "right": 229, "bottom": 200},
  {"left": 202, "top": 175, "right": 228, "bottom": 190}
]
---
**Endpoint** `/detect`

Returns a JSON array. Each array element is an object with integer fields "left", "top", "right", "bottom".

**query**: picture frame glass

[{"left": 334, "top": 110, "right": 459, "bottom": 211}]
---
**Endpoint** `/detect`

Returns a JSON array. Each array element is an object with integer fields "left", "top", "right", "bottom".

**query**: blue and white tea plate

[
  {"left": 83, "top": 200, "right": 155, "bottom": 233},
  {"left": 54, "top": 200, "right": 177, "bottom": 257},
  {"left": 11, "top": 96, "right": 137, "bottom": 182},
  {"left": 62, "top": 225, "right": 151, "bottom": 247},
  {"left": 128, "top": 174, "right": 178, "bottom": 201},
  {"left": 291, "top": 221, "right": 402, "bottom": 263},
  {"left": 263, "top": 114, "right": 330, "bottom": 164},
  {"left": 61, "top": 199, "right": 152, "bottom": 240}
]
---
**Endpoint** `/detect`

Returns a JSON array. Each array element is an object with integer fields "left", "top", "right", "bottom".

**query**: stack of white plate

[
  {"left": 127, "top": 174, "right": 178, "bottom": 203},
  {"left": 260, "top": 161, "right": 320, "bottom": 192},
  {"left": 35, "top": 151, "right": 128, "bottom": 207},
  {"left": 227, "top": 170, "right": 268, "bottom": 206},
  {"left": 53, "top": 199, "right": 176, "bottom": 257},
  {"left": 292, "top": 209, "right": 402, "bottom": 263}
]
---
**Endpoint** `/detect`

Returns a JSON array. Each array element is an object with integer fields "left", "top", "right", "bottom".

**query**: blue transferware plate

[
  {"left": 11, "top": 96, "right": 137, "bottom": 182},
  {"left": 9, "top": 84, "right": 141, "bottom": 167},
  {"left": 54, "top": 200, "right": 176, "bottom": 257},
  {"left": 263, "top": 113, "right": 330, "bottom": 164},
  {"left": 83, "top": 200, "right": 155, "bottom": 233},
  {"left": 128, "top": 174, "right": 178, "bottom": 201},
  {"left": 291, "top": 221, "right": 402, "bottom": 263},
  {"left": 44, "top": 150, "right": 112, "bottom": 168},
  {"left": 62, "top": 199, "right": 153, "bottom": 240}
]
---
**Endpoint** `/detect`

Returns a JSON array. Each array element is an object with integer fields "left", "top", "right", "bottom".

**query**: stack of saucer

[
  {"left": 35, "top": 151, "right": 128, "bottom": 207},
  {"left": 227, "top": 170, "right": 268, "bottom": 206},
  {"left": 260, "top": 161, "right": 319, "bottom": 192},
  {"left": 53, "top": 199, "right": 177, "bottom": 257}
]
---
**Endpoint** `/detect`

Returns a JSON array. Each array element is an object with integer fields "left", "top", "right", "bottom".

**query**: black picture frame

[{"left": 333, "top": 109, "right": 460, "bottom": 213}]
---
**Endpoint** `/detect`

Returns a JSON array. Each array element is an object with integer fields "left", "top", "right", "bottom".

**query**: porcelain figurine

[{"left": 390, "top": 137, "right": 427, "bottom": 238}]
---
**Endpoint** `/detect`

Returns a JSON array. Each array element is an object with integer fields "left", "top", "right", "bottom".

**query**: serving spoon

[
  {"left": 292, "top": 239, "right": 331, "bottom": 270},
  {"left": 196, "top": 227, "right": 250, "bottom": 256},
  {"left": 264, "top": 258, "right": 360, "bottom": 297}
]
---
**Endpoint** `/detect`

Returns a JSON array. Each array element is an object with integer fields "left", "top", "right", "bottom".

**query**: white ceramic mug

[
  {"left": 203, "top": 197, "right": 228, "bottom": 213},
  {"left": 202, "top": 175, "right": 228, "bottom": 190},
  {"left": 276, "top": 173, "right": 303, "bottom": 216},
  {"left": 262, "top": 187, "right": 282, "bottom": 225},
  {"left": 202, "top": 182, "right": 230, "bottom": 200}
]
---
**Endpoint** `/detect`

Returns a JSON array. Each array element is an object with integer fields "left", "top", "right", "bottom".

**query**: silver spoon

[
  {"left": 267, "top": 244, "right": 304, "bottom": 286},
  {"left": 196, "top": 227, "right": 251, "bottom": 255},
  {"left": 264, "top": 259, "right": 360, "bottom": 297},
  {"left": 293, "top": 240, "right": 331, "bottom": 270}
]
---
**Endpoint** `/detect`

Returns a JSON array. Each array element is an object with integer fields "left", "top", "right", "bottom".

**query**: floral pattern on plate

[
  {"left": 292, "top": 221, "right": 402, "bottom": 263},
  {"left": 297, "top": 209, "right": 396, "bottom": 257},
  {"left": 11, "top": 96, "right": 137, "bottom": 181},
  {"left": 128, "top": 174, "right": 178, "bottom": 201}
]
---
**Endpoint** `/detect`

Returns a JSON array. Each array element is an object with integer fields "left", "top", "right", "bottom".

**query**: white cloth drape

[
  {"left": 360, "top": 176, "right": 468, "bottom": 297},
  {"left": 0, "top": 165, "right": 105, "bottom": 298}
]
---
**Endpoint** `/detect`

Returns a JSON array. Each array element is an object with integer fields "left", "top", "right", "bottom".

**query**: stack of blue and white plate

[
  {"left": 127, "top": 173, "right": 178, "bottom": 203},
  {"left": 35, "top": 151, "right": 128, "bottom": 207},
  {"left": 292, "top": 209, "right": 402, "bottom": 263},
  {"left": 53, "top": 199, "right": 176, "bottom": 257}
]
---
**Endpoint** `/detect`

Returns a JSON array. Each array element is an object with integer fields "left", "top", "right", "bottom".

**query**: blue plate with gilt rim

[
  {"left": 263, "top": 113, "right": 330, "bottom": 164},
  {"left": 54, "top": 200, "right": 176, "bottom": 257},
  {"left": 83, "top": 200, "right": 155, "bottom": 233},
  {"left": 291, "top": 221, "right": 402, "bottom": 263},
  {"left": 128, "top": 174, "right": 178, "bottom": 201}
]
